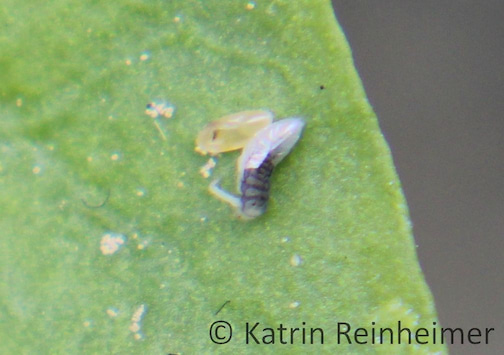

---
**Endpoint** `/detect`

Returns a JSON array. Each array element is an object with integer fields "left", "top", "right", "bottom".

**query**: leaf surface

[{"left": 0, "top": 0, "right": 445, "bottom": 353}]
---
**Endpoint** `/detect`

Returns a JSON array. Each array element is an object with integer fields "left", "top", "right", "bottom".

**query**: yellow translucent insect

[
  {"left": 195, "top": 110, "right": 273, "bottom": 155},
  {"left": 196, "top": 111, "right": 305, "bottom": 219}
]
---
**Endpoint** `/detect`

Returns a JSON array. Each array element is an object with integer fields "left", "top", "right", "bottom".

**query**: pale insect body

[
  {"left": 195, "top": 110, "right": 273, "bottom": 155},
  {"left": 209, "top": 118, "right": 305, "bottom": 219}
]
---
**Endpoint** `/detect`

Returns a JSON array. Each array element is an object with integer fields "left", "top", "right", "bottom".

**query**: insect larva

[
  {"left": 209, "top": 118, "right": 305, "bottom": 219},
  {"left": 195, "top": 110, "right": 273, "bottom": 155}
]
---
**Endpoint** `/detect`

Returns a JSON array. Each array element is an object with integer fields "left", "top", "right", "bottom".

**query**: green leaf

[{"left": 0, "top": 0, "right": 445, "bottom": 353}]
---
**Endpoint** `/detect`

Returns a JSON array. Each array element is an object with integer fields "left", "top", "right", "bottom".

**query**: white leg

[{"left": 209, "top": 180, "right": 242, "bottom": 211}]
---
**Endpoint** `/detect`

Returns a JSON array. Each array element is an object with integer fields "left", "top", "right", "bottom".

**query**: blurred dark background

[{"left": 331, "top": 2, "right": 504, "bottom": 354}]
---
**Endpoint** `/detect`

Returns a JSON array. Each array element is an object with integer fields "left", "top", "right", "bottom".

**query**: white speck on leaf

[
  {"left": 139, "top": 51, "right": 150, "bottom": 61},
  {"left": 246, "top": 1, "right": 256, "bottom": 10},
  {"left": 145, "top": 100, "right": 175, "bottom": 119},
  {"left": 289, "top": 301, "right": 300, "bottom": 309},
  {"left": 32, "top": 165, "right": 42, "bottom": 175},
  {"left": 106, "top": 307, "right": 119, "bottom": 318},
  {"left": 135, "top": 188, "right": 146, "bottom": 197},
  {"left": 129, "top": 304, "right": 147, "bottom": 339},
  {"left": 100, "top": 233, "right": 126, "bottom": 255},
  {"left": 199, "top": 157, "right": 217, "bottom": 178},
  {"left": 290, "top": 254, "right": 302, "bottom": 267}
]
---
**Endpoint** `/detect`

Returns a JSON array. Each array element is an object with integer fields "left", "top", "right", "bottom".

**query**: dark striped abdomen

[{"left": 240, "top": 154, "right": 275, "bottom": 218}]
